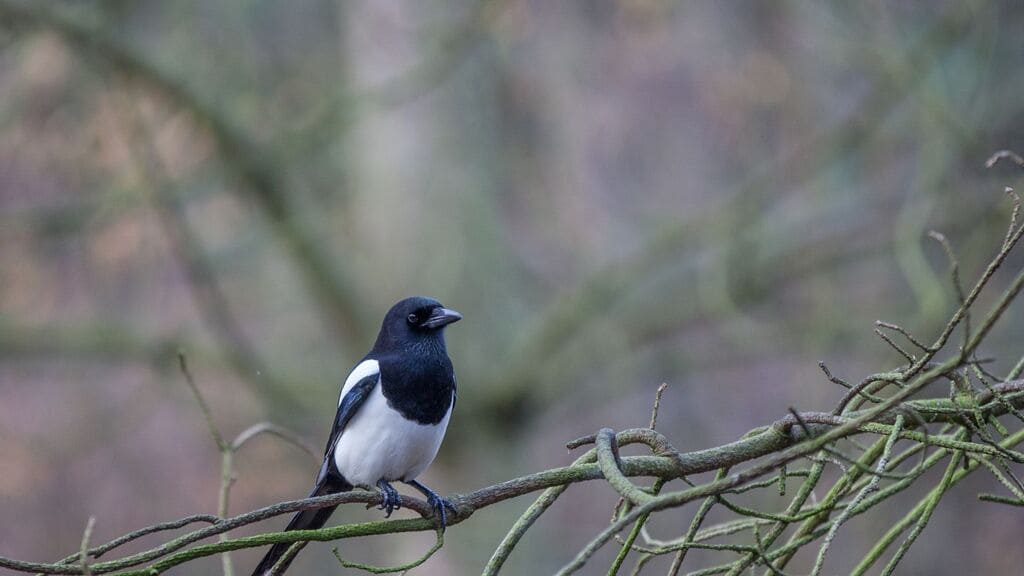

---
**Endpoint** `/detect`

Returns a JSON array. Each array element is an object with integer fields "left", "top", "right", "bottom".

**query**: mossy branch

[
  {"left": 2, "top": 382, "right": 1023, "bottom": 575},
  {"left": 1, "top": 174, "right": 1021, "bottom": 575}
]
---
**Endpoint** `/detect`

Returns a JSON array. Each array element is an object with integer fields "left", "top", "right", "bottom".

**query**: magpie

[{"left": 250, "top": 296, "right": 462, "bottom": 576}]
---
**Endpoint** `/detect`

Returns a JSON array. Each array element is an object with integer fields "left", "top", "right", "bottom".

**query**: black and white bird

[{"left": 251, "top": 296, "right": 462, "bottom": 576}]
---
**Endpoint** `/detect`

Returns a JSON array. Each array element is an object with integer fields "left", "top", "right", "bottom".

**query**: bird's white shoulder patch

[{"left": 339, "top": 359, "right": 380, "bottom": 405}]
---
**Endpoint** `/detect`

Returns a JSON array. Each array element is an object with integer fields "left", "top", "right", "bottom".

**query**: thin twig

[
  {"left": 177, "top": 352, "right": 227, "bottom": 451},
  {"left": 879, "top": 450, "right": 964, "bottom": 576},
  {"left": 874, "top": 328, "right": 915, "bottom": 363},
  {"left": 650, "top": 383, "right": 669, "bottom": 430},
  {"left": 78, "top": 518, "right": 96, "bottom": 576},
  {"left": 985, "top": 150, "right": 1024, "bottom": 169},
  {"left": 928, "top": 231, "right": 969, "bottom": 352},
  {"left": 332, "top": 529, "right": 443, "bottom": 574},
  {"left": 875, "top": 321, "right": 933, "bottom": 352},
  {"left": 231, "top": 422, "right": 319, "bottom": 462},
  {"left": 811, "top": 415, "right": 903, "bottom": 575}
]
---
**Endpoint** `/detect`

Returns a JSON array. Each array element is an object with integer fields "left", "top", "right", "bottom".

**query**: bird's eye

[{"left": 407, "top": 313, "right": 418, "bottom": 325}]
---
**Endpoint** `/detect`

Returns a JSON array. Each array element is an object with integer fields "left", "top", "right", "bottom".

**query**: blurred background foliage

[{"left": 1, "top": 0, "right": 1023, "bottom": 574}]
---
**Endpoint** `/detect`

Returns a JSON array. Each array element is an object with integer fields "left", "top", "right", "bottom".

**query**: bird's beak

[{"left": 423, "top": 307, "right": 463, "bottom": 329}]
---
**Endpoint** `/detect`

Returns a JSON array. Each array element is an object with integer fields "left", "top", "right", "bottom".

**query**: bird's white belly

[{"left": 333, "top": 384, "right": 451, "bottom": 487}]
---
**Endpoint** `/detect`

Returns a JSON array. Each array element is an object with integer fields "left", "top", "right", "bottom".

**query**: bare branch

[
  {"left": 178, "top": 353, "right": 227, "bottom": 451},
  {"left": 78, "top": 518, "right": 96, "bottom": 576},
  {"left": 231, "top": 423, "right": 320, "bottom": 462},
  {"left": 331, "top": 529, "right": 443, "bottom": 574},
  {"left": 650, "top": 383, "right": 669, "bottom": 430},
  {"left": 985, "top": 150, "right": 1024, "bottom": 169}
]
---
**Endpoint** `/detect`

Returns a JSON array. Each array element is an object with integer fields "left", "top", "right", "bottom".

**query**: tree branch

[{"left": 3, "top": 384, "right": 1024, "bottom": 575}]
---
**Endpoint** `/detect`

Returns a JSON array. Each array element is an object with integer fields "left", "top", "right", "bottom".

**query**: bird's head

[{"left": 372, "top": 296, "right": 462, "bottom": 352}]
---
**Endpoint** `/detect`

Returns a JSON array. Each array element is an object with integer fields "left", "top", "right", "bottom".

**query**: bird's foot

[
  {"left": 376, "top": 480, "right": 402, "bottom": 517},
  {"left": 406, "top": 480, "right": 457, "bottom": 531},
  {"left": 426, "top": 493, "right": 457, "bottom": 531}
]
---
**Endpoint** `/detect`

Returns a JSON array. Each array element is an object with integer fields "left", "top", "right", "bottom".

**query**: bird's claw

[
  {"left": 426, "top": 493, "right": 457, "bottom": 532},
  {"left": 406, "top": 480, "right": 456, "bottom": 531},
  {"left": 376, "top": 480, "right": 402, "bottom": 517}
]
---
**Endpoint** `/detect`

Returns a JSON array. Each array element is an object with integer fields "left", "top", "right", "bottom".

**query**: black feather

[
  {"left": 323, "top": 373, "right": 379, "bottom": 468},
  {"left": 249, "top": 474, "right": 351, "bottom": 576},
  {"left": 378, "top": 351, "right": 455, "bottom": 425},
  {"left": 249, "top": 376, "right": 376, "bottom": 576}
]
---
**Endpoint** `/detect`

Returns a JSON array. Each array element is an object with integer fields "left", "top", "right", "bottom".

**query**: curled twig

[
  {"left": 985, "top": 150, "right": 1024, "bottom": 169},
  {"left": 331, "top": 529, "right": 443, "bottom": 574},
  {"left": 597, "top": 429, "right": 656, "bottom": 506}
]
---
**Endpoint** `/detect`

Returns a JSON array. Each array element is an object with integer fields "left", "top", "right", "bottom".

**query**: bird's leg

[
  {"left": 376, "top": 479, "right": 402, "bottom": 517},
  {"left": 406, "top": 479, "right": 457, "bottom": 531}
]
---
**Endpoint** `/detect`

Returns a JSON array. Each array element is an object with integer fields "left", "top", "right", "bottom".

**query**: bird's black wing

[
  {"left": 251, "top": 372, "right": 377, "bottom": 576},
  {"left": 317, "top": 371, "right": 378, "bottom": 482}
]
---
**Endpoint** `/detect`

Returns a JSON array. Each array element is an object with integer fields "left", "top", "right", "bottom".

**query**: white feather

[
  {"left": 333, "top": 383, "right": 452, "bottom": 486},
  {"left": 339, "top": 359, "right": 380, "bottom": 405}
]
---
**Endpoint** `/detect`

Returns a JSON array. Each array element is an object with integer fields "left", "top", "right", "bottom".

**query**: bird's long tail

[{"left": 250, "top": 475, "right": 351, "bottom": 576}]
